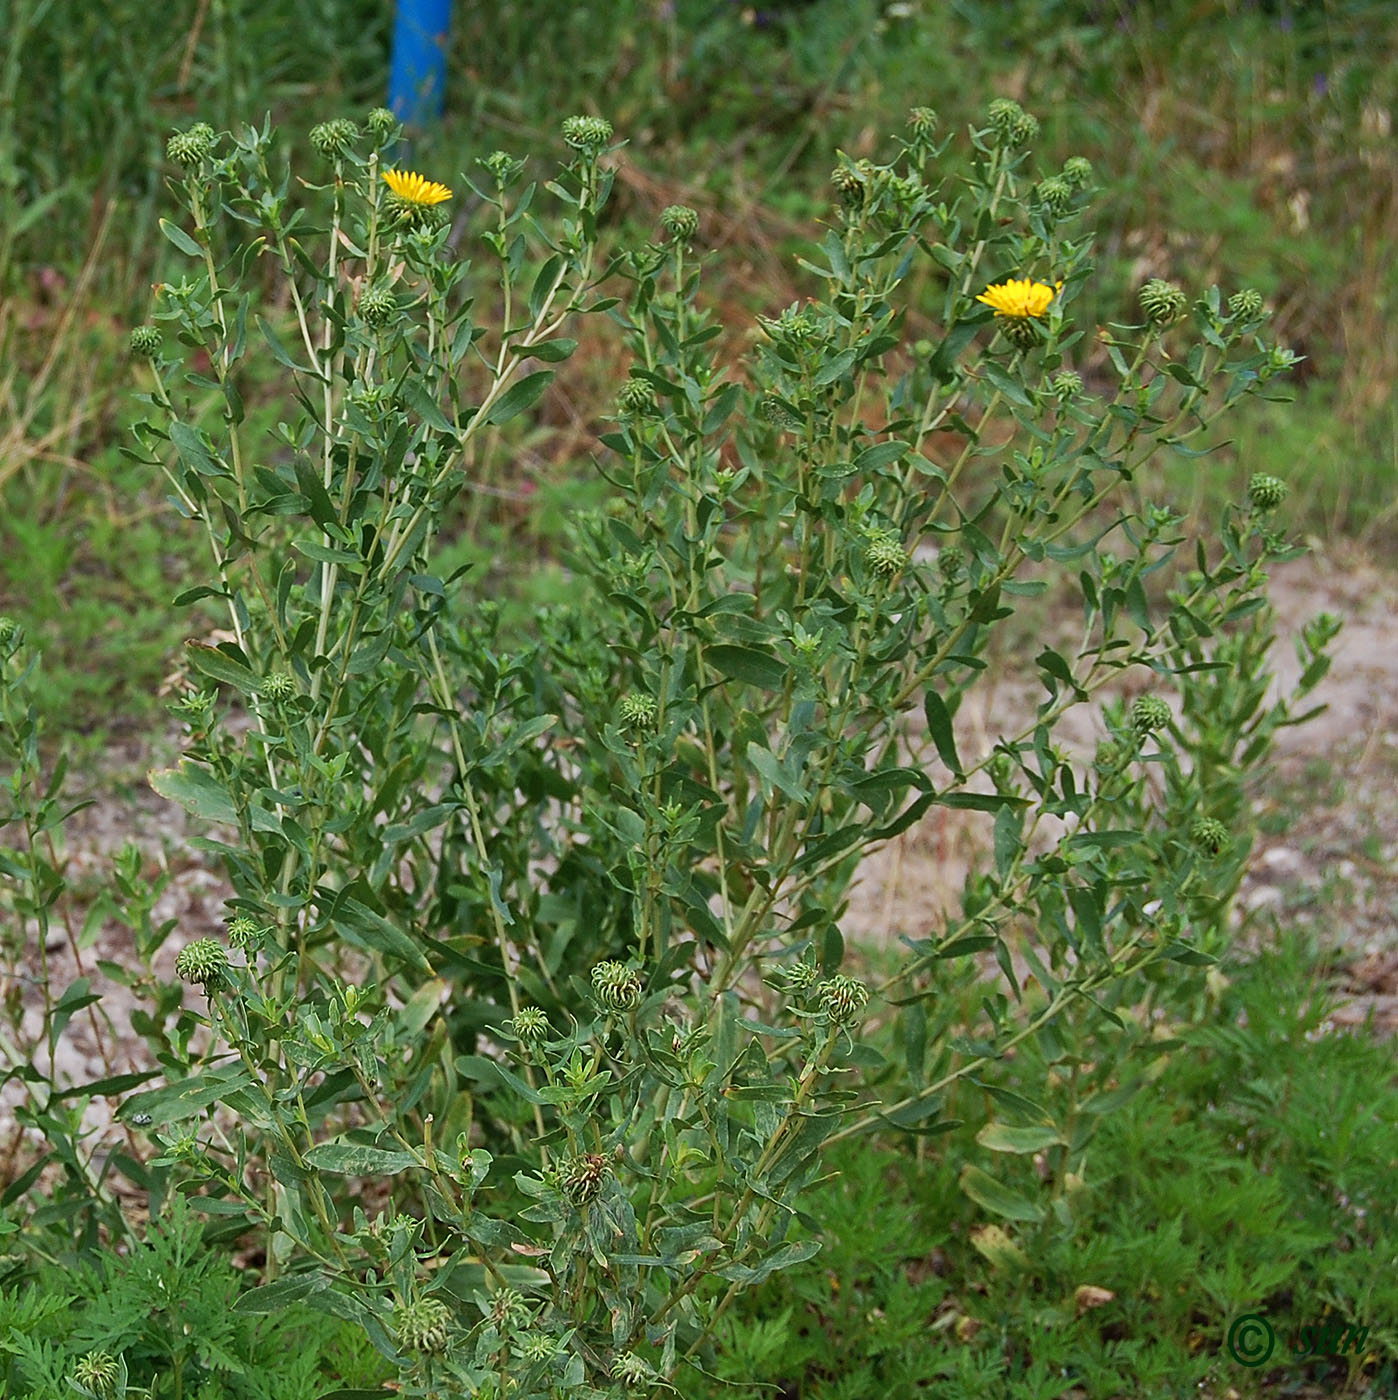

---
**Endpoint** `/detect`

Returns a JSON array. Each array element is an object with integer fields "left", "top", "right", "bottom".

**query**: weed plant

[{"left": 0, "top": 96, "right": 1339, "bottom": 1396}]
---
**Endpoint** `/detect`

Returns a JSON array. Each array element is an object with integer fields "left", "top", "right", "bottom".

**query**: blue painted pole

[{"left": 388, "top": 0, "right": 452, "bottom": 125}]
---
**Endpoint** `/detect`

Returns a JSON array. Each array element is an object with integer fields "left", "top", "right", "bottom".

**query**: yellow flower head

[
  {"left": 976, "top": 278, "right": 1060, "bottom": 320},
  {"left": 381, "top": 169, "right": 452, "bottom": 206}
]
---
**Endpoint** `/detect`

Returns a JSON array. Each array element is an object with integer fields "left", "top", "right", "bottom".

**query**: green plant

[
  {"left": 0, "top": 1194, "right": 389, "bottom": 1400},
  {"left": 1, "top": 94, "right": 1336, "bottom": 1395}
]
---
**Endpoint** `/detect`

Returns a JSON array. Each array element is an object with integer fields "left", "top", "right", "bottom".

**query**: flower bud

[
  {"left": 1130, "top": 694, "right": 1171, "bottom": 733},
  {"left": 72, "top": 1352, "right": 120, "bottom": 1399},
  {"left": 358, "top": 281, "right": 398, "bottom": 327},
  {"left": 611, "top": 1352, "right": 654, "bottom": 1384},
  {"left": 865, "top": 530, "right": 908, "bottom": 577},
  {"left": 490, "top": 1287, "right": 533, "bottom": 1332},
  {"left": 1035, "top": 175, "right": 1072, "bottom": 214},
  {"left": 618, "top": 692, "right": 657, "bottom": 731},
  {"left": 167, "top": 122, "right": 216, "bottom": 167},
  {"left": 816, "top": 974, "right": 870, "bottom": 1027},
  {"left": 1247, "top": 473, "right": 1288, "bottom": 510},
  {"left": 831, "top": 161, "right": 865, "bottom": 205},
  {"left": 1139, "top": 278, "right": 1188, "bottom": 326},
  {"left": 226, "top": 915, "right": 266, "bottom": 951},
  {"left": 309, "top": 118, "right": 358, "bottom": 158},
  {"left": 660, "top": 203, "right": 699, "bottom": 241},
  {"left": 591, "top": 960, "right": 643, "bottom": 1012},
  {"left": 1062, "top": 156, "right": 1093, "bottom": 189},
  {"left": 175, "top": 937, "right": 229, "bottom": 990},
  {"left": 1227, "top": 288, "right": 1264, "bottom": 320},
  {"left": 617, "top": 377, "right": 655, "bottom": 416},
  {"left": 782, "top": 960, "right": 820, "bottom": 996},
  {"left": 511, "top": 1006, "right": 549, "bottom": 1042},
  {"left": 561, "top": 1151, "right": 609, "bottom": 1205},
  {"left": 561, "top": 115, "right": 614, "bottom": 152},
  {"left": 128, "top": 324, "right": 162, "bottom": 358},
  {"left": 0, "top": 616, "right": 16, "bottom": 645},
  {"left": 481, "top": 149, "right": 523, "bottom": 186},
  {"left": 394, "top": 1297, "right": 452, "bottom": 1355},
  {"left": 1051, "top": 369, "right": 1083, "bottom": 401},
  {"left": 937, "top": 544, "right": 965, "bottom": 581},
  {"left": 986, "top": 98, "right": 1025, "bottom": 144},
  {"left": 1190, "top": 816, "right": 1231, "bottom": 856},
  {"left": 907, "top": 106, "right": 938, "bottom": 138},
  {"left": 260, "top": 671, "right": 296, "bottom": 703},
  {"left": 366, "top": 106, "right": 397, "bottom": 141}
]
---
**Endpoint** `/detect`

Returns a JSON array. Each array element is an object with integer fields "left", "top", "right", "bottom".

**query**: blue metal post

[{"left": 388, "top": 0, "right": 452, "bottom": 125}]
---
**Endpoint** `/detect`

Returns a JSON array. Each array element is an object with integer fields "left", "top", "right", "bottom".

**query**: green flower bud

[
  {"left": 1139, "top": 278, "right": 1189, "bottom": 325},
  {"left": 72, "top": 1352, "right": 120, "bottom": 1399},
  {"left": 358, "top": 281, "right": 398, "bottom": 326},
  {"left": 1051, "top": 369, "right": 1083, "bottom": 400},
  {"left": 309, "top": 118, "right": 358, "bottom": 158},
  {"left": 831, "top": 161, "right": 866, "bottom": 205},
  {"left": 591, "top": 960, "right": 643, "bottom": 1011},
  {"left": 816, "top": 974, "right": 869, "bottom": 1027},
  {"left": 0, "top": 616, "right": 16, "bottom": 644},
  {"left": 128, "top": 324, "right": 162, "bottom": 358},
  {"left": 260, "top": 671, "right": 296, "bottom": 703},
  {"left": 1011, "top": 109, "right": 1041, "bottom": 145},
  {"left": 226, "top": 916, "right": 266, "bottom": 951},
  {"left": 907, "top": 106, "right": 938, "bottom": 138},
  {"left": 986, "top": 98, "right": 1025, "bottom": 142},
  {"left": 660, "top": 203, "right": 699, "bottom": 241},
  {"left": 394, "top": 1296, "right": 452, "bottom": 1355},
  {"left": 1190, "top": 816, "right": 1231, "bottom": 856},
  {"left": 1247, "top": 473, "right": 1288, "bottom": 510},
  {"left": 1062, "top": 156, "right": 1093, "bottom": 189},
  {"left": 1227, "top": 288, "right": 1265, "bottom": 321},
  {"left": 510, "top": 1006, "right": 549, "bottom": 1042},
  {"left": 561, "top": 115, "right": 614, "bottom": 152},
  {"left": 175, "top": 937, "right": 229, "bottom": 990},
  {"left": 1130, "top": 694, "right": 1171, "bottom": 733},
  {"left": 1261, "top": 344, "right": 1300, "bottom": 378},
  {"left": 617, "top": 377, "right": 655, "bottom": 416},
  {"left": 490, "top": 1287, "right": 533, "bottom": 1332},
  {"left": 865, "top": 530, "right": 908, "bottom": 577},
  {"left": 611, "top": 1352, "right": 654, "bottom": 1384},
  {"left": 1035, "top": 174, "right": 1073, "bottom": 214},
  {"left": 167, "top": 122, "right": 216, "bottom": 167},
  {"left": 782, "top": 959, "right": 820, "bottom": 995},
  {"left": 366, "top": 107, "right": 397, "bottom": 142},
  {"left": 561, "top": 1151, "right": 609, "bottom": 1205},
  {"left": 519, "top": 1333, "right": 559, "bottom": 1361},
  {"left": 937, "top": 544, "right": 965, "bottom": 580},
  {"left": 481, "top": 149, "right": 523, "bottom": 185},
  {"left": 618, "top": 692, "right": 657, "bottom": 731}
]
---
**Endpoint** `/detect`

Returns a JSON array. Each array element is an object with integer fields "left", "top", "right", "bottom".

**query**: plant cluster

[{"left": 0, "top": 96, "right": 1336, "bottom": 1396}]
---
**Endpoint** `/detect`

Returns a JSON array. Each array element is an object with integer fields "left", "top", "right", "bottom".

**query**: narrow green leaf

[
  {"left": 959, "top": 1163, "right": 1044, "bottom": 1222},
  {"left": 706, "top": 644, "right": 787, "bottom": 690},
  {"left": 187, "top": 643, "right": 261, "bottom": 694},
  {"left": 976, "top": 1122, "right": 1064, "bottom": 1154},
  {"left": 159, "top": 217, "right": 202, "bottom": 257},
  {"left": 303, "top": 1142, "right": 421, "bottom": 1175},
  {"left": 485, "top": 369, "right": 554, "bottom": 425}
]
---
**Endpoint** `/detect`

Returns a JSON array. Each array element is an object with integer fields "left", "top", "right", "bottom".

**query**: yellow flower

[
  {"left": 976, "top": 278, "right": 1060, "bottom": 320},
  {"left": 381, "top": 169, "right": 452, "bottom": 206}
]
